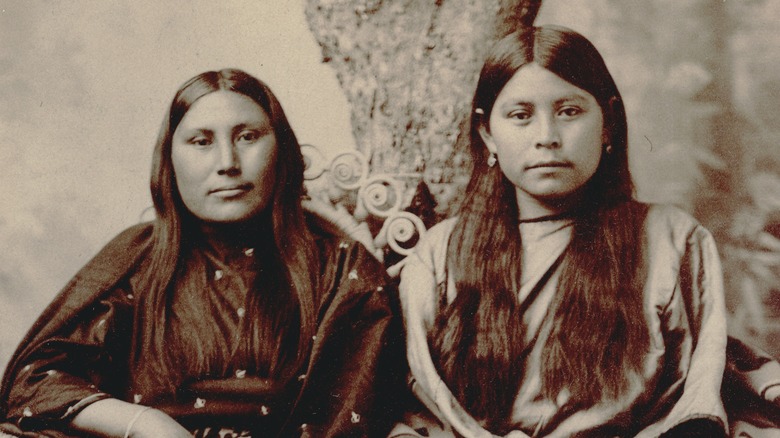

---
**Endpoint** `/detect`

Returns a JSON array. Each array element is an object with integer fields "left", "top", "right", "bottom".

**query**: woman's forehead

[
  {"left": 178, "top": 91, "right": 270, "bottom": 132},
  {"left": 495, "top": 63, "right": 597, "bottom": 107}
]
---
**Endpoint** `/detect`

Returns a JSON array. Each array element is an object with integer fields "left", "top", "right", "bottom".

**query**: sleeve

[
  {"left": 289, "top": 239, "right": 407, "bottom": 438},
  {"left": 638, "top": 224, "right": 729, "bottom": 437},
  {"left": 399, "top": 219, "right": 455, "bottom": 414},
  {"left": 398, "top": 221, "right": 508, "bottom": 438},
  {"left": 3, "top": 281, "right": 135, "bottom": 433},
  {"left": 722, "top": 329, "right": 780, "bottom": 433}
]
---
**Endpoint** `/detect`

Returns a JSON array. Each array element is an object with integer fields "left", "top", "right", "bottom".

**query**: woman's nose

[
  {"left": 535, "top": 115, "right": 561, "bottom": 149},
  {"left": 217, "top": 140, "right": 241, "bottom": 176}
]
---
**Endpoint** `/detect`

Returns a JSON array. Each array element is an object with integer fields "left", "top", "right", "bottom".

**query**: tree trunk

[{"left": 304, "top": 0, "right": 541, "bottom": 215}]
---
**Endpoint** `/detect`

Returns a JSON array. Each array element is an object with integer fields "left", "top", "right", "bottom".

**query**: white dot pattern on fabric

[
  {"left": 23, "top": 365, "right": 31, "bottom": 372},
  {"left": 348, "top": 270, "right": 358, "bottom": 280},
  {"left": 376, "top": 286, "right": 383, "bottom": 292},
  {"left": 261, "top": 405, "right": 270, "bottom": 416},
  {"left": 127, "top": 294, "right": 134, "bottom": 300},
  {"left": 244, "top": 248, "right": 255, "bottom": 256},
  {"left": 46, "top": 370, "right": 56, "bottom": 376},
  {"left": 298, "top": 374, "right": 306, "bottom": 381},
  {"left": 237, "top": 307, "right": 246, "bottom": 318},
  {"left": 312, "top": 335, "right": 317, "bottom": 341},
  {"left": 23, "top": 407, "right": 32, "bottom": 417},
  {"left": 556, "top": 389, "right": 570, "bottom": 407},
  {"left": 236, "top": 369, "right": 246, "bottom": 379},
  {"left": 214, "top": 270, "right": 224, "bottom": 281},
  {"left": 133, "top": 394, "right": 143, "bottom": 404},
  {"left": 194, "top": 398, "right": 206, "bottom": 409},
  {"left": 351, "top": 411, "right": 361, "bottom": 423},
  {"left": 339, "top": 242, "right": 349, "bottom": 249}
]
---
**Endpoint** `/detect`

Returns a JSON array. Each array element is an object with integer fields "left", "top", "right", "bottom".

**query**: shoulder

[
  {"left": 58, "top": 221, "right": 154, "bottom": 299},
  {"left": 80, "top": 222, "right": 155, "bottom": 278},
  {"left": 0, "top": 222, "right": 155, "bottom": 403},
  {"left": 424, "top": 217, "right": 458, "bottom": 243},
  {"left": 640, "top": 203, "right": 723, "bottom": 305},
  {"left": 103, "top": 222, "right": 155, "bottom": 255},
  {"left": 313, "top": 230, "right": 390, "bottom": 301},
  {"left": 313, "top": 230, "right": 381, "bottom": 274},
  {"left": 408, "top": 217, "right": 458, "bottom": 276},
  {"left": 398, "top": 218, "right": 458, "bottom": 317},
  {"left": 645, "top": 203, "right": 702, "bottom": 233},
  {"left": 643, "top": 203, "right": 715, "bottom": 253},
  {"left": 48, "top": 222, "right": 154, "bottom": 320}
]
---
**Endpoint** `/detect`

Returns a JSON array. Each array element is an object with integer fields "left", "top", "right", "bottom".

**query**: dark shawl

[{"left": 0, "top": 222, "right": 406, "bottom": 437}]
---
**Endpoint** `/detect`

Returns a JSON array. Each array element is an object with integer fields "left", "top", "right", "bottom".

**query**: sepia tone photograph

[{"left": 1, "top": 0, "right": 779, "bottom": 436}]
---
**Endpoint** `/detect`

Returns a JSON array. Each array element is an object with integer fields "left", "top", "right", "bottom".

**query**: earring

[
  {"left": 487, "top": 152, "right": 497, "bottom": 168},
  {"left": 604, "top": 144, "right": 613, "bottom": 154}
]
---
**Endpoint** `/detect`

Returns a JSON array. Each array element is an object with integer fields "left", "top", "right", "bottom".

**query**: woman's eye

[
  {"left": 190, "top": 137, "right": 211, "bottom": 146},
  {"left": 509, "top": 111, "right": 532, "bottom": 121},
  {"left": 237, "top": 131, "right": 260, "bottom": 143},
  {"left": 558, "top": 106, "right": 582, "bottom": 118}
]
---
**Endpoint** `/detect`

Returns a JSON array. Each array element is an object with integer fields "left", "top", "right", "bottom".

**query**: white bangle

[{"left": 123, "top": 406, "right": 153, "bottom": 438}]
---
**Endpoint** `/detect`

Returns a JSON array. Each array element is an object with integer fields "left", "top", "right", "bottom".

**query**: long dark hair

[
  {"left": 432, "top": 26, "right": 649, "bottom": 433},
  {"left": 132, "top": 69, "right": 319, "bottom": 397}
]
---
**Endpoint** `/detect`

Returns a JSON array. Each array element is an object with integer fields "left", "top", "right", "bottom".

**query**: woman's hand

[
  {"left": 126, "top": 408, "right": 191, "bottom": 438},
  {"left": 71, "top": 398, "right": 190, "bottom": 437}
]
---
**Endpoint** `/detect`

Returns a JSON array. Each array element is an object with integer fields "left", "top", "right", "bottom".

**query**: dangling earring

[
  {"left": 487, "top": 152, "right": 497, "bottom": 168},
  {"left": 604, "top": 144, "right": 613, "bottom": 154}
]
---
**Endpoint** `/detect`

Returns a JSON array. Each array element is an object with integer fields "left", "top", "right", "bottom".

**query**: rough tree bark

[{"left": 304, "top": 0, "right": 541, "bottom": 215}]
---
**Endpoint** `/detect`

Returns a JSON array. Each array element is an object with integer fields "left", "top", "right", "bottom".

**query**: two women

[
  {"left": 392, "top": 26, "right": 729, "bottom": 437},
  {"left": 2, "top": 25, "right": 757, "bottom": 438},
  {"left": 0, "top": 69, "right": 403, "bottom": 437}
]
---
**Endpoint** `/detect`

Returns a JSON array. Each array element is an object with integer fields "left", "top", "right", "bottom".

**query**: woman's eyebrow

[
  {"left": 498, "top": 100, "right": 534, "bottom": 111},
  {"left": 554, "top": 94, "right": 590, "bottom": 106},
  {"left": 232, "top": 122, "right": 273, "bottom": 134},
  {"left": 499, "top": 93, "right": 591, "bottom": 109},
  {"left": 179, "top": 127, "right": 212, "bottom": 136}
]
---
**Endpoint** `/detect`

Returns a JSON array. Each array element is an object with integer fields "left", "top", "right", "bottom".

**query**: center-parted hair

[
  {"left": 431, "top": 26, "right": 649, "bottom": 434},
  {"left": 133, "top": 69, "right": 319, "bottom": 398}
]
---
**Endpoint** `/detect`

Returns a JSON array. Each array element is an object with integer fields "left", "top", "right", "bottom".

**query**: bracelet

[{"left": 123, "top": 406, "right": 153, "bottom": 438}]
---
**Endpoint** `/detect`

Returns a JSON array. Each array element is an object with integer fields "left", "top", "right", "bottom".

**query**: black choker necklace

[{"left": 518, "top": 211, "right": 574, "bottom": 224}]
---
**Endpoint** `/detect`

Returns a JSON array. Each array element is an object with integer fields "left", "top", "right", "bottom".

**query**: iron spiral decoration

[
  {"left": 383, "top": 211, "right": 426, "bottom": 256},
  {"left": 329, "top": 150, "right": 369, "bottom": 190}
]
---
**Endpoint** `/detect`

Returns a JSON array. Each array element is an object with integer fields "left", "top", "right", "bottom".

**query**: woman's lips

[
  {"left": 209, "top": 183, "right": 253, "bottom": 197},
  {"left": 526, "top": 161, "right": 572, "bottom": 170}
]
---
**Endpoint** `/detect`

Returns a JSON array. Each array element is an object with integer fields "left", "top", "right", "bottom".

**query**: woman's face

[
  {"left": 171, "top": 90, "right": 278, "bottom": 223},
  {"left": 481, "top": 63, "right": 605, "bottom": 218}
]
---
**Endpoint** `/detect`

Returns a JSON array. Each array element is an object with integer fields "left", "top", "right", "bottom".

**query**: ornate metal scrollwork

[{"left": 301, "top": 144, "right": 429, "bottom": 276}]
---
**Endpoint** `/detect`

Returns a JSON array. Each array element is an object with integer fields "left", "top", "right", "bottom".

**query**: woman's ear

[
  {"left": 603, "top": 96, "right": 619, "bottom": 144},
  {"left": 479, "top": 124, "right": 498, "bottom": 155},
  {"left": 602, "top": 127, "right": 610, "bottom": 146}
]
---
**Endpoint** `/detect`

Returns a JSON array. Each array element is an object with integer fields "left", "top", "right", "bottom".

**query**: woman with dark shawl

[{"left": 0, "top": 69, "right": 404, "bottom": 438}]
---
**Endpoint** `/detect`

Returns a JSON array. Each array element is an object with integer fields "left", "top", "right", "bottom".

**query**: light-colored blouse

[{"left": 394, "top": 204, "right": 728, "bottom": 437}]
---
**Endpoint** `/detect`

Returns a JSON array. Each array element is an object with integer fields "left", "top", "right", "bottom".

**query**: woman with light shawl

[{"left": 391, "top": 26, "right": 731, "bottom": 437}]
